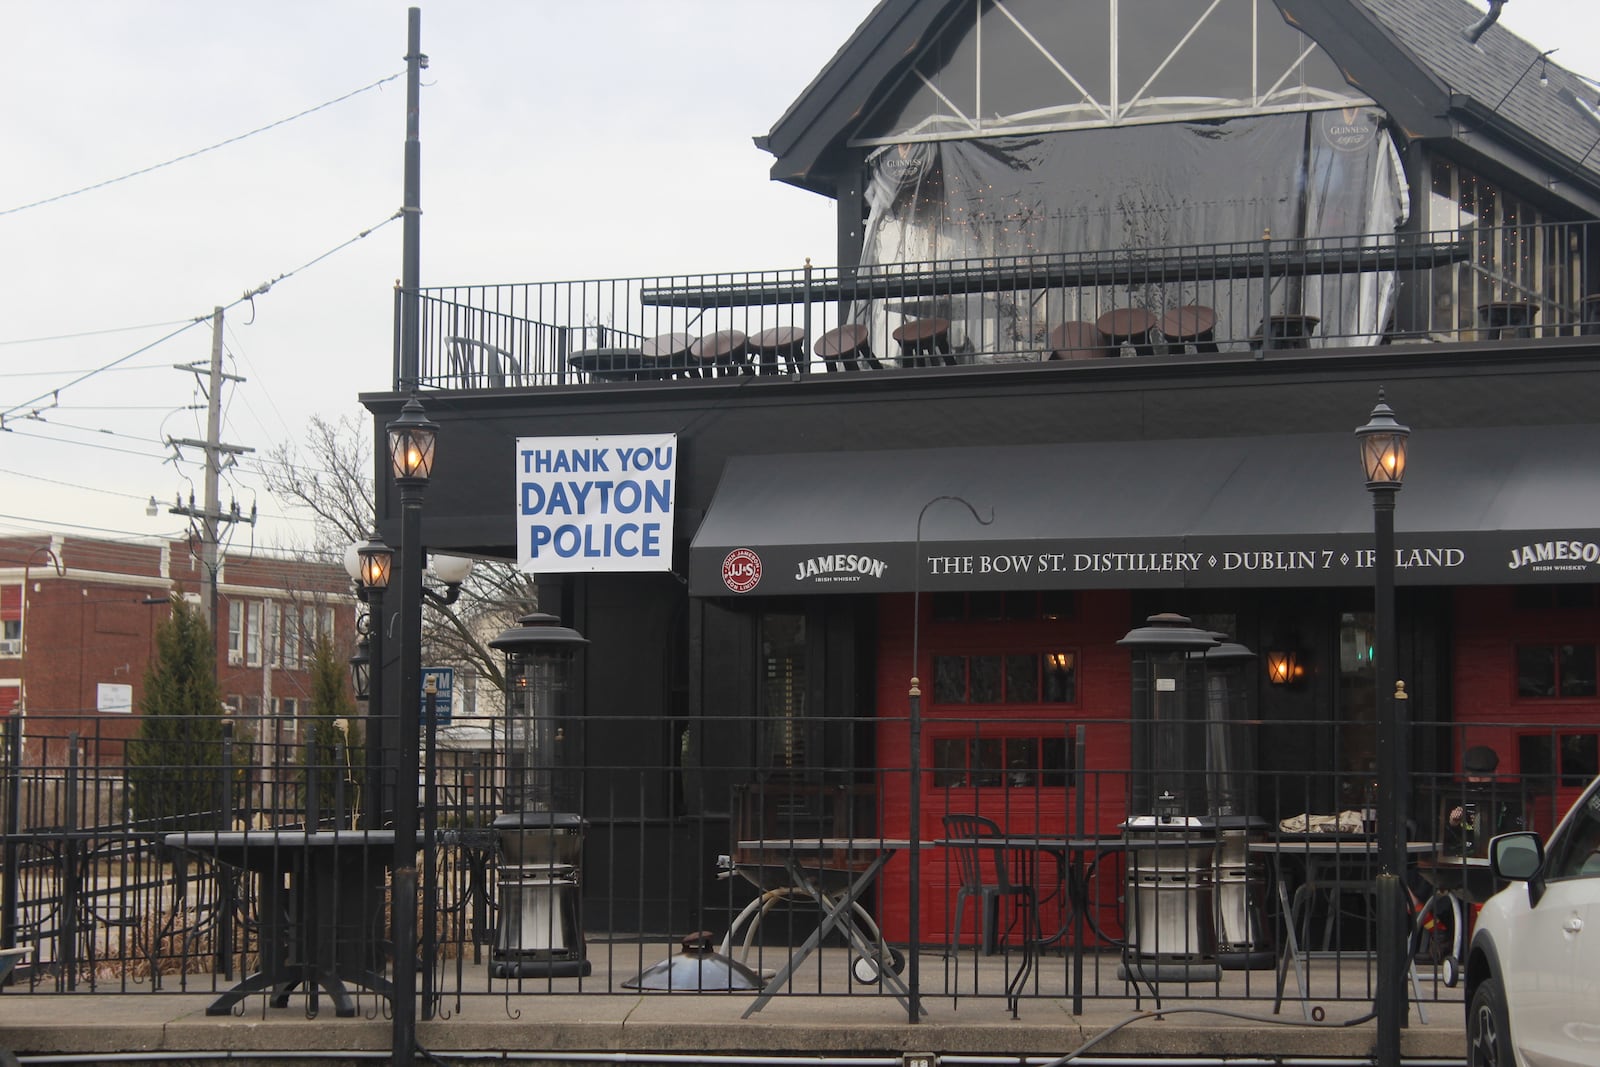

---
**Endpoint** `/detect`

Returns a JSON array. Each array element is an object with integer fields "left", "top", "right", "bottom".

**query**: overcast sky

[{"left": 1, "top": 1, "right": 1594, "bottom": 559}]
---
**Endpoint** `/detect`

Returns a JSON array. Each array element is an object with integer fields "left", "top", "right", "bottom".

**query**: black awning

[{"left": 687, "top": 425, "right": 1600, "bottom": 596}]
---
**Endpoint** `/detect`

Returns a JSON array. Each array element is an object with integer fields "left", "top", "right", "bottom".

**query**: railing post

[
  {"left": 218, "top": 721, "right": 237, "bottom": 979},
  {"left": 1257, "top": 228, "right": 1273, "bottom": 358},
  {"left": 803, "top": 259, "right": 814, "bottom": 374},
  {"left": 62, "top": 734, "right": 79, "bottom": 990},
  {"left": 2, "top": 718, "right": 20, "bottom": 960},
  {"left": 421, "top": 680, "right": 439, "bottom": 1019}
]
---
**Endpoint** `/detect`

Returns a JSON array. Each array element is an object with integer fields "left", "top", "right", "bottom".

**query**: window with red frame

[
  {"left": 1, "top": 585, "right": 20, "bottom": 655},
  {"left": 932, "top": 650, "right": 1077, "bottom": 705},
  {"left": 932, "top": 733, "right": 1077, "bottom": 789},
  {"left": 1517, "top": 643, "right": 1599, "bottom": 699}
]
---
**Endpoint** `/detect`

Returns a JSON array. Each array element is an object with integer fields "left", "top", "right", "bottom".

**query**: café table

[
  {"left": 163, "top": 829, "right": 399, "bottom": 1017},
  {"left": 936, "top": 834, "right": 1131, "bottom": 1014},
  {"left": 568, "top": 347, "right": 668, "bottom": 383},
  {"left": 1249, "top": 836, "right": 1433, "bottom": 1020},
  {"left": 733, "top": 837, "right": 920, "bottom": 1019}
]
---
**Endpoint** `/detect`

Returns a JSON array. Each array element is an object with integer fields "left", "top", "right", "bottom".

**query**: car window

[{"left": 1545, "top": 787, "right": 1600, "bottom": 880}]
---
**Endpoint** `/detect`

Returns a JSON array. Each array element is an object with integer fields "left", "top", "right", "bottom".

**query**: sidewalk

[{"left": 0, "top": 948, "right": 1467, "bottom": 1064}]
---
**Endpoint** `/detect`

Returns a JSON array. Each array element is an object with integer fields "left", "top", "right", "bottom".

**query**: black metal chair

[{"left": 942, "top": 814, "right": 1039, "bottom": 955}]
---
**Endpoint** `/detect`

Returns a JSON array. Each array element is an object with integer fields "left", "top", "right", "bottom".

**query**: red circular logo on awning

[{"left": 722, "top": 549, "right": 762, "bottom": 593}]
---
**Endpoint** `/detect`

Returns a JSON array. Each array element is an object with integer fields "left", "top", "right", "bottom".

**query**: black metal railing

[
  {"left": 401, "top": 221, "right": 1600, "bottom": 390},
  {"left": 0, "top": 710, "right": 1579, "bottom": 1019}
]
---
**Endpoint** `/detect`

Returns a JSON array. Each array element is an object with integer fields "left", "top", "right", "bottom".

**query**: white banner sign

[{"left": 516, "top": 433, "right": 677, "bottom": 573}]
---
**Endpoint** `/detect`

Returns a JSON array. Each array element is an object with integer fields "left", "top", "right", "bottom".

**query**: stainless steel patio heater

[
  {"left": 1199, "top": 634, "right": 1273, "bottom": 971},
  {"left": 1117, "top": 613, "right": 1222, "bottom": 984},
  {"left": 489, "top": 613, "right": 590, "bottom": 978}
]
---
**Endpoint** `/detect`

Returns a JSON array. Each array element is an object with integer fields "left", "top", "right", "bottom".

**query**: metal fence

[
  {"left": 0, "top": 711, "right": 1579, "bottom": 1020},
  {"left": 402, "top": 221, "right": 1600, "bottom": 390}
]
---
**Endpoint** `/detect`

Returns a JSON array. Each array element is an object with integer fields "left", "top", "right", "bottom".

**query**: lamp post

[
  {"left": 1356, "top": 388, "right": 1410, "bottom": 1067},
  {"left": 344, "top": 535, "right": 392, "bottom": 831},
  {"left": 908, "top": 495, "right": 991, "bottom": 1023},
  {"left": 387, "top": 396, "right": 436, "bottom": 1067}
]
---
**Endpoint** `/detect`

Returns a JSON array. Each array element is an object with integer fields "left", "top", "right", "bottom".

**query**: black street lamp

[
  {"left": 387, "top": 396, "right": 436, "bottom": 1066},
  {"left": 1356, "top": 388, "right": 1410, "bottom": 1067},
  {"left": 344, "top": 534, "right": 392, "bottom": 831}
]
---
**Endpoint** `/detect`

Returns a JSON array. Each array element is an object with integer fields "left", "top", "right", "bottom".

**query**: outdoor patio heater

[
  {"left": 1116, "top": 613, "right": 1225, "bottom": 983},
  {"left": 1198, "top": 633, "right": 1273, "bottom": 971},
  {"left": 489, "top": 613, "right": 591, "bottom": 978}
]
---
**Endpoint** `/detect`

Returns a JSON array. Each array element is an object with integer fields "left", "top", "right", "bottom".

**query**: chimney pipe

[{"left": 1462, "top": 0, "right": 1507, "bottom": 46}]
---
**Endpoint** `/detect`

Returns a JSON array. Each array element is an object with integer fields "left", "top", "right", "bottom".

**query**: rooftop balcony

[{"left": 405, "top": 222, "right": 1600, "bottom": 391}]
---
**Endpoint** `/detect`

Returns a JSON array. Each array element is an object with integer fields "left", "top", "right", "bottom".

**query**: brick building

[{"left": 0, "top": 533, "right": 357, "bottom": 767}]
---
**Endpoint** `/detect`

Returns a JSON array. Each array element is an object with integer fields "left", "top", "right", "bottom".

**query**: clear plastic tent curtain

[{"left": 859, "top": 110, "right": 1407, "bottom": 362}]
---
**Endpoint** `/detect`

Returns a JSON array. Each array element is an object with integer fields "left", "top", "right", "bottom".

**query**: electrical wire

[
  {"left": 0, "top": 318, "right": 200, "bottom": 347},
  {"left": 0, "top": 71, "right": 404, "bottom": 218},
  {"left": 0, "top": 210, "right": 399, "bottom": 427},
  {"left": 0, "top": 465, "right": 158, "bottom": 503},
  {"left": 0, "top": 426, "right": 169, "bottom": 461}
]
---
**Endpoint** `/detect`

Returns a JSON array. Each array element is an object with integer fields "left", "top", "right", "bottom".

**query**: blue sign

[{"left": 421, "top": 666, "right": 454, "bottom": 726}]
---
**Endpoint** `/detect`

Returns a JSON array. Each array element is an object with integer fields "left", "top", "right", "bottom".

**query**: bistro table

[
  {"left": 163, "top": 830, "right": 399, "bottom": 1017},
  {"left": 733, "top": 837, "right": 919, "bottom": 1019},
  {"left": 936, "top": 834, "right": 1132, "bottom": 1014},
  {"left": 1250, "top": 836, "right": 1433, "bottom": 1020},
  {"left": 568, "top": 347, "right": 668, "bottom": 383}
]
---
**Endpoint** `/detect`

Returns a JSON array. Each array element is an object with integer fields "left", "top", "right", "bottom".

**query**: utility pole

[{"left": 168, "top": 306, "right": 256, "bottom": 659}]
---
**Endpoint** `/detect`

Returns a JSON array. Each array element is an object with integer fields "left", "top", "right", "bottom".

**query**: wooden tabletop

[{"left": 1095, "top": 307, "right": 1157, "bottom": 339}]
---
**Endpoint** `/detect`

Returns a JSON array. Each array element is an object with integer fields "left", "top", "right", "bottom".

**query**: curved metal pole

[{"left": 907, "top": 495, "right": 993, "bottom": 1023}]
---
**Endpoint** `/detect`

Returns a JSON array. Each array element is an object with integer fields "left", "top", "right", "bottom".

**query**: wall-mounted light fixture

[{"left": 1266, "top": 649, "right": 1303, "bottom": 686}]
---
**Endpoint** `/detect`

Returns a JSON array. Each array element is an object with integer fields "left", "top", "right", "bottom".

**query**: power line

[
  {"left": 0, "top": 426, "right": 169, "bottom": 461},
  {"left": 0, "top": 71, "right": 404, "bottom": 218},
  {"left": 0, "top": 319, "right": 206, "bottom": 427},
  {"left": 0, "top": 319, "right": 200, "bottom": 347},
  {"left": 0, "top": 210, "right": 399, "bottom": 427},
  {"left": 0, "top": 465, "right": 156, "bottom": 503},
  {"left": 0, "top": 363, "right": 175, "bottom": 379}
]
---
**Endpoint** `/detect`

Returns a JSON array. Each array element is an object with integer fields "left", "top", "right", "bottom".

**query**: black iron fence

[
  {"left": 403, "top": 221, "right": 1600, "bottom": 390},
  {"left": 0, "top": 711, "right": 1581, "bottom": 1019}
]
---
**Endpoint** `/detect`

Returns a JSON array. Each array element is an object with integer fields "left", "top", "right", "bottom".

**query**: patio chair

[{"left": 943, "top": 813, "right": 1039, "bottom": 955}]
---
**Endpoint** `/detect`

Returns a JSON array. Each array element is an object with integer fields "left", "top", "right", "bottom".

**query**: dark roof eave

[
  {"left": 762, "top": 0, "right": 964, "bottom": 195},
  {"left": 1272, "top": 0, "right": 1453, "bottom": 141},
  {"left": 1446, "top": 94, "right": 1600, "bottom": 208}
]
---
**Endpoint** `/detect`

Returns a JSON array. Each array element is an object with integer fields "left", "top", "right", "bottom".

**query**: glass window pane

[
  {"left": 1006, "top": 737, "right": 1038, "bottom": 787},
  {"left": 1040, "top": 590, "right": 1075, "bottom": 620},
  {"left": 1559, "top": 645, "right": 1597, "bottom": 698},
  {"left": 1561, "top": 734, "right": 1599, "bottom": 786},
  {"left": 1041, "top": 735, "right": 1072, "bottom": 788},
  {"left": 969, "top": 592, "right": 1004, "bottom": 621},
  {"left": 1518, "top": 645, "right": 1557, "bottom": 698},
  {"left": 1044, "top": 651, "right": 1077, "bottom": 703},
  {"left": 934, "top": 655, "right": 968, "bottom": 703},
  {"left": 933, "top": 737, "right": 967, "bottom": 788},
  {"left": 971, "top": 737, "right": 1004, "bottom": 787},
  {"left": 1555, "top": 585, "right": 1597, "bottom": 609},
  {"left": 1005, "top": 654, "right": 1039, "bottom": 703},
  {"left": 931, "top": 592, "right": 965, "bottom": 622},
  {"left": 970, "top": 655, "right": 1003, "bottom": 703},
  {"left": 1004, "top": 592, "right": 1036, "bottom": 620}
]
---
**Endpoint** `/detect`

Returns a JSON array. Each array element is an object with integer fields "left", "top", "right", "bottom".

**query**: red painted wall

[
  {"left": 872, "top": 590, "right": 1134, "bottom": 946},
  {"left": 1452, "top": 585, "right": 1600, "bottom": 834}
]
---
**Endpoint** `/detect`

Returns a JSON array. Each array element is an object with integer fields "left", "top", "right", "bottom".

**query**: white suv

[{"left": 1466, "top": 774, "right": 1600, "bottom": 1067}]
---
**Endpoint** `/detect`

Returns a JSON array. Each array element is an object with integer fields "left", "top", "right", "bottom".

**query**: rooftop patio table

[
  {"left": 163, "top": 830, "right": 399, "bottom": 1018},
  {"left": 568, "top": 347, "right": 669, "bottom": 382},
  {"left": 1250, "top": 836, "right": 1433, "bottom": 1020},
  {"left": 733, "top": 837, "right": 919, "bottom": 1019}
]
